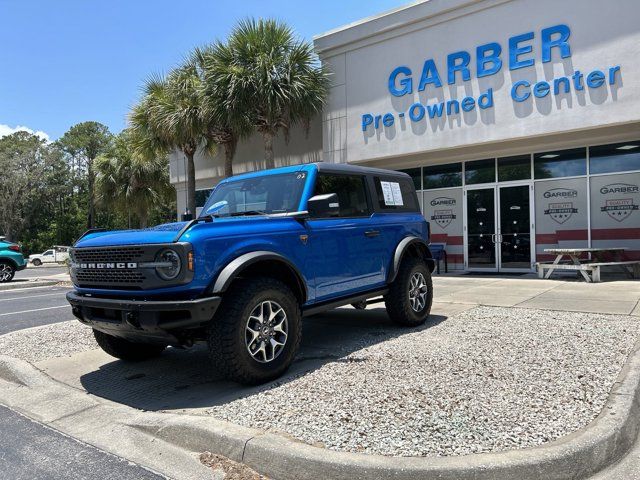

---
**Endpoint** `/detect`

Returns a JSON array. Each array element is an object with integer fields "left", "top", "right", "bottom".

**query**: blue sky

[{"left": 0, "top": 0, "right": 405, "bottom": 141}]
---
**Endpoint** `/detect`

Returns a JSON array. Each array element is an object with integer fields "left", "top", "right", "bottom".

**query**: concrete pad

[
  {"left": 632, "top": 302, "right": 640, "bottom": 317},
  {"left": 516, "top": 297, "right": 638, "bottom": 315}
]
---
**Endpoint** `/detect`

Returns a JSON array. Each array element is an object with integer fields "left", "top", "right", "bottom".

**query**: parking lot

[{"left": 0, "top": 285, "right": 71, "bottom": 335}]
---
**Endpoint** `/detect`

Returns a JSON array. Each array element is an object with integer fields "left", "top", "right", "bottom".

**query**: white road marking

[
  {"left": 0, "top": 285, "right": 66, "bottom": 294},
  {"left": 0, "top": 292, "right": 67, "bottom": 302},
  {"left": 0, "top": 305, "right": 69, "bottom": 317}
]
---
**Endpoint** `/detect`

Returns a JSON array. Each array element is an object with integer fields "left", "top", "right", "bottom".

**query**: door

[
  {"left": 498, "top": 185, "right": 532, "bottom": 271},
  {"left": 42, "top": 250, "right": 55, "bottom": 263},
  {"left": 307, "top": 173, "right": 386, "bottom": 301},
  {"left": 465, "top": 184, "right": 533, "bottom": 272},
  {"left": 465, "top": 188, "right": 498, "bottom": 271}
]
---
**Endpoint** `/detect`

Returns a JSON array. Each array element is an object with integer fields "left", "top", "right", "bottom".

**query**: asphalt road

[
  {"left": 0, "top": 286, "right": 165, "bottom": 480},
  {"left": 0, "top": 285, "right": 72, "bottom": 335},
  {"left": 14, "top": 265, "right": 68, "bottom": 280},
  {"left": 0, "top": 405, "right": 164, "bottom": 480}
]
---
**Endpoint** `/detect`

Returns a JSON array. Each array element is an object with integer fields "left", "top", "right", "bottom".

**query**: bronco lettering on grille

[{"left": 72, "top": 262, "right": 138, "bottom": 269}]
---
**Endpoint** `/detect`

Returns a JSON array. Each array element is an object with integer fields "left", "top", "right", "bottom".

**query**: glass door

[
  {"left": 465, "top": 188, "right": 498, "bottom": 271},
  {"left": 498, "top": 185, "right": 532, "bottom": 271}
]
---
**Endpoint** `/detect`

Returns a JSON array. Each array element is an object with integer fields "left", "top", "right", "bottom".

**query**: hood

[{"left": 75, "top": 222, "right": 188, "bottom": 247}]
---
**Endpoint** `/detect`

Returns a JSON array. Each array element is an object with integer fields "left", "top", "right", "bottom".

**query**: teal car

[{"left": 0, "top": 237, "right": 27, "bottom": 282}]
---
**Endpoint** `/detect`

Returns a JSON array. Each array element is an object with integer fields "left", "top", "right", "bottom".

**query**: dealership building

[{"left": 170, "top": 0, "right": 640, "bottom": 272}]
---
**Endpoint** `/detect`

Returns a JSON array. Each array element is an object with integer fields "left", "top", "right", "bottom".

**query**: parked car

[
  {"left": 0, "top": 236, "right": 27, "bottom": 282},
  {"left": 29, "top": 246, "right": 70, "bottom": 266},
  {"left": 66, "top": 163, "right": 435, "bottom": 384}
]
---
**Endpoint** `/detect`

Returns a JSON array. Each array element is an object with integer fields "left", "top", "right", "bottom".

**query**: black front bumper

[{"left": 66, "top": 292, "right": 221, "bottom": 344}]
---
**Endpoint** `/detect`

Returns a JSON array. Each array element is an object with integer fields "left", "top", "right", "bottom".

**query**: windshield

[{"left": 200, "top": 171, "right": 308, "bottom": 217}]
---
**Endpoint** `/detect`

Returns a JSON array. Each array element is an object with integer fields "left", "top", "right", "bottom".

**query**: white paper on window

[{"left": 381, "top": 181, "right": 403, "bottom": 206}]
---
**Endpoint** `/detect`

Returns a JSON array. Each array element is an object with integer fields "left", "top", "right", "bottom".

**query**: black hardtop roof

[{"left": 313, "top": 162, "right": 410, "bottom": 178}]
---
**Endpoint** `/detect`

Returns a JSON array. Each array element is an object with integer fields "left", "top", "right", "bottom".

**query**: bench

[
  {"left": 536, "top": 260, "right": 640, "bottom": 283},
  {"left": 429, "top": 243, "right": 448, "bottom": 274}
]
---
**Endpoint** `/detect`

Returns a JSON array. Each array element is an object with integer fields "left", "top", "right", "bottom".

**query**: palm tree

[
  {"left": 94, "top": 131, "right": 173, "bottom": 228},
  {"left": 129, "top": 66, "right": 212, "bottom": 217},
  {"left": 223, "top": 18, "right": 329, "bottom": 169},
  {"left": 192, "top": 44, "right": 251, "bottom": 178}
]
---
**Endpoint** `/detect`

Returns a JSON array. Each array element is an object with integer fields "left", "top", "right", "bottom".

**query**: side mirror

[{"left": 307, "top": 193, "right": 340, "bottom": 218}]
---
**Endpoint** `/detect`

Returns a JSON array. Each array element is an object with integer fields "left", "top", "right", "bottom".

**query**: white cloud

[{"left": 0, "top": 124, "right": 50, "bottom": 142}]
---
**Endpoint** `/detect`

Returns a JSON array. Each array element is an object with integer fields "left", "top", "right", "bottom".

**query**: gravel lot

[
  {"left": 207, "top": 306, "right": 640, "bottom": 457},
  {"left": 0, "top": 321, "right": 96, "bottom": 363}
]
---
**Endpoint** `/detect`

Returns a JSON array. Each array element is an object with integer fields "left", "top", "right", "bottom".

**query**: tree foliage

[
  {"left": 94, "top": 130, "right": 175, "bottom": 228},
  {"left": 57, "top": 121, "right": 113, "bottom": 229}
]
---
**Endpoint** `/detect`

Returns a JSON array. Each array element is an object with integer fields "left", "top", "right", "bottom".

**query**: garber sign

[{"left": 362, "top": 24, "right": 621, "bottom": 132}]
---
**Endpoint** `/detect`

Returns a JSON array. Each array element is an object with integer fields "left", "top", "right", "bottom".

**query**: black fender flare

[
  {"left": 210, "top": 251, "right": 308, "bottom": 303},
  {"left": 387, "top": 236, "right": 435, "bottom": 284}
]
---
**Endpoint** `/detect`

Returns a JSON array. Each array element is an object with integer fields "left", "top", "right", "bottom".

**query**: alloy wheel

[
  {"left": 0, "top": 263, "right": 13, "bottom": 282},
  {"left": 408, "top": 272, "right": 428, "bottom": 312},
  {"left": 245, "top": 300, "right": 288, "bottom": 363}
]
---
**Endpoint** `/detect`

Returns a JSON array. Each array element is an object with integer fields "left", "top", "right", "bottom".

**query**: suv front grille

[
  {"left": 70, "top": 243, "right": 192, "bottom": 290},
  {"left": 75, "top": 269, "right": 147, "bottom": 286},
  {"left": 72, "top": 247, "right": 145, "bottom": 264}
]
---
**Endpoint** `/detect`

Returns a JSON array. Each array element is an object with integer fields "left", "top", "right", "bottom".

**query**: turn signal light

[
  {"left": 188, "top": 251, "right": 194, "bottom": 271},
  {"left": 8, "top": 245, "right": 20, "bottom": 252}
]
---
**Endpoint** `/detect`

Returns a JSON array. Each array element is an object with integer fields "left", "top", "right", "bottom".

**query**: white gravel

[
  {"left": 206, "top": 306, "right": 639, "bottom": 457},
  {"left": 0, "top": 321, "right": 97, "bottom": 363}
]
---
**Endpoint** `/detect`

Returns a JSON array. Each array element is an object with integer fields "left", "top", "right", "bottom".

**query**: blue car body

[{"left": 67, "top": 163, "right": 433, "bottom": 346}]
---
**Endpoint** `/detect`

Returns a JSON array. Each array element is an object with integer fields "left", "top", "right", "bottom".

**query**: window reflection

[
  {"left": 423, "top": 163, "right": 462, "bottom": 189},
  {"left": 534, "top": 148, "right": 586, "bottom": 179},
  {"left": 589, "top": 141, "right": 640, "bottom": 174},
  {"left": 498, "top": 155, "right": 531, "bottom": 182},
  {"left": 465, "top": 159, "right": 495, "bottom": 185}
]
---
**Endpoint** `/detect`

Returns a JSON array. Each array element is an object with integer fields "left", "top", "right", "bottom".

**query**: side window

[
  {"left": 44, "top": 250, "right": 53, "bottom": 256},
  {"left": 313, "top": 174, "right": 370, "bottom": 217},
  {"left": 373, "top": 176, "right": 419, "bottom": 212}
]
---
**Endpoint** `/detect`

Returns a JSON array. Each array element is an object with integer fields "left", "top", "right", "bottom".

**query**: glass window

[
  {"left": 195, "top": 189, "right": 213, "bottom": 208},
  {"left": 498, "top": 155, "right": 531, "bottom": 182},
  {"left": 373, "top": 176, "right": 420, "bottom": 212},
  {"left": 534, "top": 148, "right": 586, "bottom": 179},
  {"left": 465, "top": 159, "right": 495, "bottom": 185},
  {"left": 200, "top": 173, "right": 307, "bottom": 217},
  {"left": 398, "top": 168, "right": 422, "bottom": 191},
  {"left": 314, "top": 174, "right": 370, "bottom": 217},
  {"left": 423, "top": 163, "right": 462, "bottom": 189},
  {"left": 589, "top": 141, "right": 640, "bottom": 174}
]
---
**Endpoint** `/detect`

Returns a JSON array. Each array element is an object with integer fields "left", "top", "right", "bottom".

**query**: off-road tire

[
  {"left": 93, "top": 330, "right": 166, "bottom": 361},
  {"left": 0, "top": 263, "right": 15, "bottom": 283},
  {"left": 385, "top": 256, "right": 433, "bottom": 326},
  {"left": 207, "top": 277, "right": 302, "bottom": 385},
  {"left": 32, "top": 259, "right": 42, "bottom": 267}
]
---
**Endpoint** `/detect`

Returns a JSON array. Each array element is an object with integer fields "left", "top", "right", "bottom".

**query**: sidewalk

[{"left": 432, "top": 273, "right": 640, "bottom": 315}]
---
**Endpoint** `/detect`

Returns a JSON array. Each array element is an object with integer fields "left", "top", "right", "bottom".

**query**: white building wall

[{"left": 315, "top": 0, "right": 640, "bottom": 165}]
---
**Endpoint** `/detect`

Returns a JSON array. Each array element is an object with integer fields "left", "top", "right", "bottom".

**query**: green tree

[
  {"left": 58, "top": 121, "right": 112, "bottom": 229},
  {"left": 192, "top": 43, "right": 251, "bottom": 178},
  {"left": 222, "top": 18, "right": 329, "bottom": 168},
  {"left": 94, "top": 130, "right": 175, "bottom": 228},
  {"left": 129, "top": 66, "right": 213, "bottom": 217},
  {"left": 0, "top": 131, "right": 83, "bottom": 253}
]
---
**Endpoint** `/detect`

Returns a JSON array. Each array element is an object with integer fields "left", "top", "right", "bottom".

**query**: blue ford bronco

[{"left": 67, "top": 163, "right": 434, "bottom": 384}]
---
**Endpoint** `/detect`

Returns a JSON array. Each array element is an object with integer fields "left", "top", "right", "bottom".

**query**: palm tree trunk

[
  {"left": 223, "top": 140, "right": 237, "bottom": 178},
  {"left": 262, "top": 132, "right": 275, "bottom": 169},
  {"left": 185, "top": 151, "right": 196, "bottom": 217}
]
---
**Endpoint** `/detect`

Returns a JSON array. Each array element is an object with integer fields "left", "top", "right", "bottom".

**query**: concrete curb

[
  {"left": 0, "top": 341, "right": 639, "bottom": 480},
  {"left": 0, "top": 280, "right": 58, "bottom": 291}
]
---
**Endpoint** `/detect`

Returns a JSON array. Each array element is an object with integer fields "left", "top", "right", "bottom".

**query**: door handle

[
  {"left": 491, "top": 234, "right": 496, "bottom": 243},
  {"left": 364, "top": 230, "right": 380, "bottom": 238}
]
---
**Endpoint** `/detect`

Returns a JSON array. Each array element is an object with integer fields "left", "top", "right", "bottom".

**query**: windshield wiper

[{"left": 229, "top": 210, "right": 268, "bottom": 217}]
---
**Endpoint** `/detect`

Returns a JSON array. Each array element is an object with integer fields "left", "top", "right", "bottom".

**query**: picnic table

[{"left": 537, "top": 247, "right": 640, "bottom": 282}]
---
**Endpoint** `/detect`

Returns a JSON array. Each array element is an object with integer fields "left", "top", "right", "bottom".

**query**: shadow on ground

[{"left": 78, "top": 307, "right": 447, "bottom": 412}]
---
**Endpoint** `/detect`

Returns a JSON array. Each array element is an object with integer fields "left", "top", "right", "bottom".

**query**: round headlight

[{"left": 156, "top": 249, "right": 182, "bottom": 280}]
